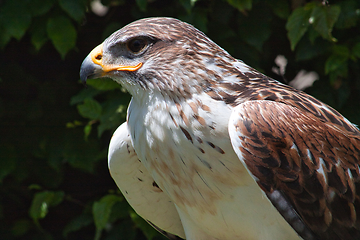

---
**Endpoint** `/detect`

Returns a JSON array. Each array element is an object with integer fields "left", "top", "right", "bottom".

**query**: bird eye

[{"left": 127, "top": 38, "right": 147, "bottom": 54}]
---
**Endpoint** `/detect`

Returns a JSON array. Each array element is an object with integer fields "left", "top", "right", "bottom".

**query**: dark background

[{"left": 0, "top": 0, "right": 359, "bottom": 239}]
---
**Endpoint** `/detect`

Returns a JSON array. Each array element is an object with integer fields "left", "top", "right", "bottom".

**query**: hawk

[{"left": 80, "top": 17, "right": 360, "bottom": 240}]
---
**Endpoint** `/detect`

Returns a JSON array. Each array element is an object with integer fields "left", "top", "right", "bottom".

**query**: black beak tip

[
  {"left": 79, "top": 55, "right": 95, "bottom": 85},
  {"left": 80, "top": 68, "right": 90, "bottom": 84}
]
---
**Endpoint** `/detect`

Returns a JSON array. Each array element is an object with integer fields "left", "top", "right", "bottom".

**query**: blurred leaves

[
  {"left": 29, "top": 0, "right": 55, "bottom": 16},
  {"left": 93, "top": 194, "right": 123, "bottom": 240},
  {"left": 226, "top": 0, "right": 252, "bottom": 12},
  {"left": 0, "top": 0, "right": 360, "bottom": 239},
  {"left": 47, "top": 16, "right": 77, "bottom": 59},
  {"left": 86, "top": 78, "right": 122, "bottom": 91},
  {"left": 63, "top": 213, "right": 93, "bottom": 237},
  {"left": 29, "top": 191, "right": 64, "bottom": 221},
  {"left": 59, "top": 0, "right": 87, "bottom": 22},
  {"left": 286, "top": 2, "right": 341, "bottom": 50},
  {"left": 0, "top": 0, "right": 32, "bottom": 41},
  {"left": 77, "top": 98, "right": 102, "bottom": 120},
  {"left": 136, "top": 0, "right": 148, "bottom": 12}
]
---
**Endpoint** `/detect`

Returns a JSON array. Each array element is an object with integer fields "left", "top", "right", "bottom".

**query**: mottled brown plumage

[
  {"left": 80, "top": 17, "right": 360, "bottom": 240},
  {"left": 229, "top": 100, "right": 360, "bottom": 239}
]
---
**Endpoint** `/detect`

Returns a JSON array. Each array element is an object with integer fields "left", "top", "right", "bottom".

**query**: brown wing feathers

[{"left": 232, "top": 100, "right": 360, "bottom": 240}]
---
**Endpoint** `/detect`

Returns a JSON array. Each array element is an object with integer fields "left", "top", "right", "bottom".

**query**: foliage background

[{"left": 0, "top": 0, "right": 359, "bottom": 239}]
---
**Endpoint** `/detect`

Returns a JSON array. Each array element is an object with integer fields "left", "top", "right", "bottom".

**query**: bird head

[{"left": 80, "top": 17, "right": 235, "bottom": 99}]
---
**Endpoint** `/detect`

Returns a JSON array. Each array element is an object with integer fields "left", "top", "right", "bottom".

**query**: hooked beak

[{"left": 79, "top": 44, "right": 143, "bottom": 83}]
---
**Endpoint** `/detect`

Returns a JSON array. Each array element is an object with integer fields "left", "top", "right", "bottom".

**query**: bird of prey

[{"left": 80, "top": 17, "right": 360, "bottom": 240}]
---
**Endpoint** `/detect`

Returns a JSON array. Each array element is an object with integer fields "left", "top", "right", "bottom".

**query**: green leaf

[
  {"left": 77, "top": 98, "right": 102, "bottom": 119},
  {"left": 295, "top": 38, "right": 327, "bottom": 61},
  {"left": 65, "top": 139, "right": 103, "bottom": 173},
  {"left": 0, "top": 23, "right": 11, "bottom": 48},
  {"left": 0, "top": 0, "right": 32, "bottom": 40},
  {"left": 130, "top": 211, "right": 159, "bottom": 240},
  {"left": 108, "top": 200, "right": 131, "bottom": 223},
  {"left": 325, "top": 45, "right": 349, "bottom": 77},
  {"left": 97, "top": 95, "right": 129, "bottom": 136},
  {"left": 267, "top": 0, "right": 290, "bottom": 19},
  {"left": 59, "top": 0, "right": 86, "bottom": 22},
  {"left": 47, "top": 16, "right": 76, "bottom": 59},
  {"left": 70, "top": 88, "right": 101, "bottom": 105},
  {"left": 286, "top": 6, "right": 312, "bottom": 50},
  {"left": 352, "top": 42, "right": 360, "bottom": 59},
  {"left": 335, "top": 1, "right": 359, "bottom": 29},
  {"left": 0, "top": 145, "right": 17, "bottom": 182},
  {"left": 84, "top": 123, "right": 92, "bottom": 140},
  {"left": 179, "top": 0, "right": 198, "bottom": 13},
  {"left": 29, "top": 191, "right": 64, "bottom": 221},
  {"left": 237, "top": 6, "right": 272, "bottom": 51},
  {"left": 332, "top": 45, "right": 350, "bottom": 57},
  {"left": 86, "top": 78, "right": 121, "bottom": 91},
  {"left": 30, "top": 19, "right": 48, "bottom": 51},
  {"left": 135, "top": 0, "right": 147, "bottom": 12},
  {"left": 29, "top": 0, "right": 55, "bottom": 16},
  {"left": 93, "top": 195, "right": 123, "bottom": 239},
  {"left": 226, "top": 0, "right": 252, "bottom": 11},
  {"left": 307, "top": 26, "right": 320, "bottom": 44},
  {"left": 106, "top": 220, "right": 137, "bottom": 240},
  {"left": 325, "top": 54, "right": 348, "bottom": 75},
  {"left": 63, "top": 214, "right": 93, "bottom": 237},
  {"left": 310, "top": 5, "right": 340, "bottom": 42},
  {"left": 11, "top": 219, "right": 31, "bottom": 237}
]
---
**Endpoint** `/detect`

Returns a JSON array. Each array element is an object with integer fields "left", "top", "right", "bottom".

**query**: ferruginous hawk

[{"left": 80, "top": 17, "right": 360, "bottom": 240}]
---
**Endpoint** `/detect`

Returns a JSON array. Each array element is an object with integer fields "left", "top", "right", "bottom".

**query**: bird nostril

[{"left": 95, "top": 54, "right": 102, "bottom": 61}]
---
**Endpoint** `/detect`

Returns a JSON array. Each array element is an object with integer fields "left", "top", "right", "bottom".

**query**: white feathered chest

[{"left": 126, "top": 92, "right": 299, "bottom": 239}]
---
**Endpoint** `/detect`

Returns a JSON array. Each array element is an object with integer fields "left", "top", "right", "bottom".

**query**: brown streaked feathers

[{"left": 230, "top": 100, "right": 360, "bottom": 239}]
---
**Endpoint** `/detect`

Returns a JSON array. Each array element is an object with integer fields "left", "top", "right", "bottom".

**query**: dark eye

[{"left": 127, "top": 38, "right": 147, "bottom": 54}]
